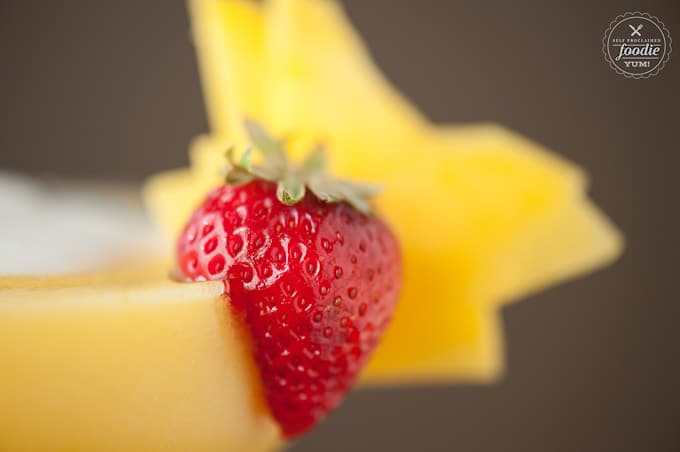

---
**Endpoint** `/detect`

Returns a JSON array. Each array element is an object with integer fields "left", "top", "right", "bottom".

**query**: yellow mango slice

[
  {"left": 359, "top": 126, "right": 621, "bottom": 381},
  {"left": 264, "top": 0, "right": 427, "bottom": 146},
  {"left": 364, "top": 303, "right": 503, "bottom": 384},
  {"left": 0, "top": 1, "right": 624, "bottom": 448},
  {"left": 145, "top": 128, "right": 622, "bottom": 384},
  {"left": 143, "top": 135, "right": 231, "bottom": 245},
  {"left": 0, "top": 275, "right": 280, "bottom": 451},
  {"left": 143, "top": 168, "right": 203, "bottom": 244},
  {"left": 189, "top": 0, "right": 267, "bottom": 143},
  {"left": 142, "top": 0, "right": 623, "bottom": 385}
]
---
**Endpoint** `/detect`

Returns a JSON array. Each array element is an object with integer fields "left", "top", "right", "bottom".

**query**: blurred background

[{"left": 1, "top": 0, "right": 678, "bottom": 451}]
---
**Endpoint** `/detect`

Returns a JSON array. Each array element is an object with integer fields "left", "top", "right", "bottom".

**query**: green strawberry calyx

[{"left": 224, "top": 119, "right": 381, "bottom": 214}]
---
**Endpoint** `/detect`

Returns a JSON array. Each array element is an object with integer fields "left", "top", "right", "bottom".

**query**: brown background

[{"left": 1, "top": 1, "right": 679, "bottom": 451}]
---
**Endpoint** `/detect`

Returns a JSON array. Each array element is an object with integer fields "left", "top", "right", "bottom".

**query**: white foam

[{"left": 0, "top": 172, "right": 164, "bottom": 275}]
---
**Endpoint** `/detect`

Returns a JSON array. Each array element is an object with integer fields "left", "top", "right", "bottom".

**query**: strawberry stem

[{"left": 224, "top": 120, "right": 381, "bottom": 214}]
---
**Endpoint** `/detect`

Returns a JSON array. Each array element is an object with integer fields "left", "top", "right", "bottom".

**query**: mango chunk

[
  {"left": 143, "top": 0, "right": 623, "bottom": 384},
  {"left": 0, "top": 275, "right": 280, "bottom": 451},
  {"left": 265, "top": 0, "right": 428, "bottom": 148},
  {"left": 145, "top": 123, "right": 622, "bottom": 384},
  {"left": 189, "top": 0, "right": 267, "bottom": 143},
  {"left": 144, "top": 166, "right": 212, "bottom": 245}
]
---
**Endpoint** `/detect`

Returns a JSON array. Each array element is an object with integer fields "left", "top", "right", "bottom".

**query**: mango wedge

[
  {"left": 0, "top": 272, "right": 280, "bottom": 451},
  {"left": 145, "top": 126, "right": 622, "bottom": 383},
  {"left": 144, "top": 0, "right": 623, "bottom": 384}
]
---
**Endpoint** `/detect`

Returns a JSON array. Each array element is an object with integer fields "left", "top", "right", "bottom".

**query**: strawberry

[{"left": 176, "top": 121, "right": 402, "bottom": 437}]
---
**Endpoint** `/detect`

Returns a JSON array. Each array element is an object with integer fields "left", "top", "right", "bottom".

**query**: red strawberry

[{"left": 176, "top": 121, "right": 402, "bottom": 438}]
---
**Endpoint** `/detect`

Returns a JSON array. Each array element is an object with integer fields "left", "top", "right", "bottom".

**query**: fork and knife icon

[{"left": 629, "top": 24, "right": 643, "bottom": 36}]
